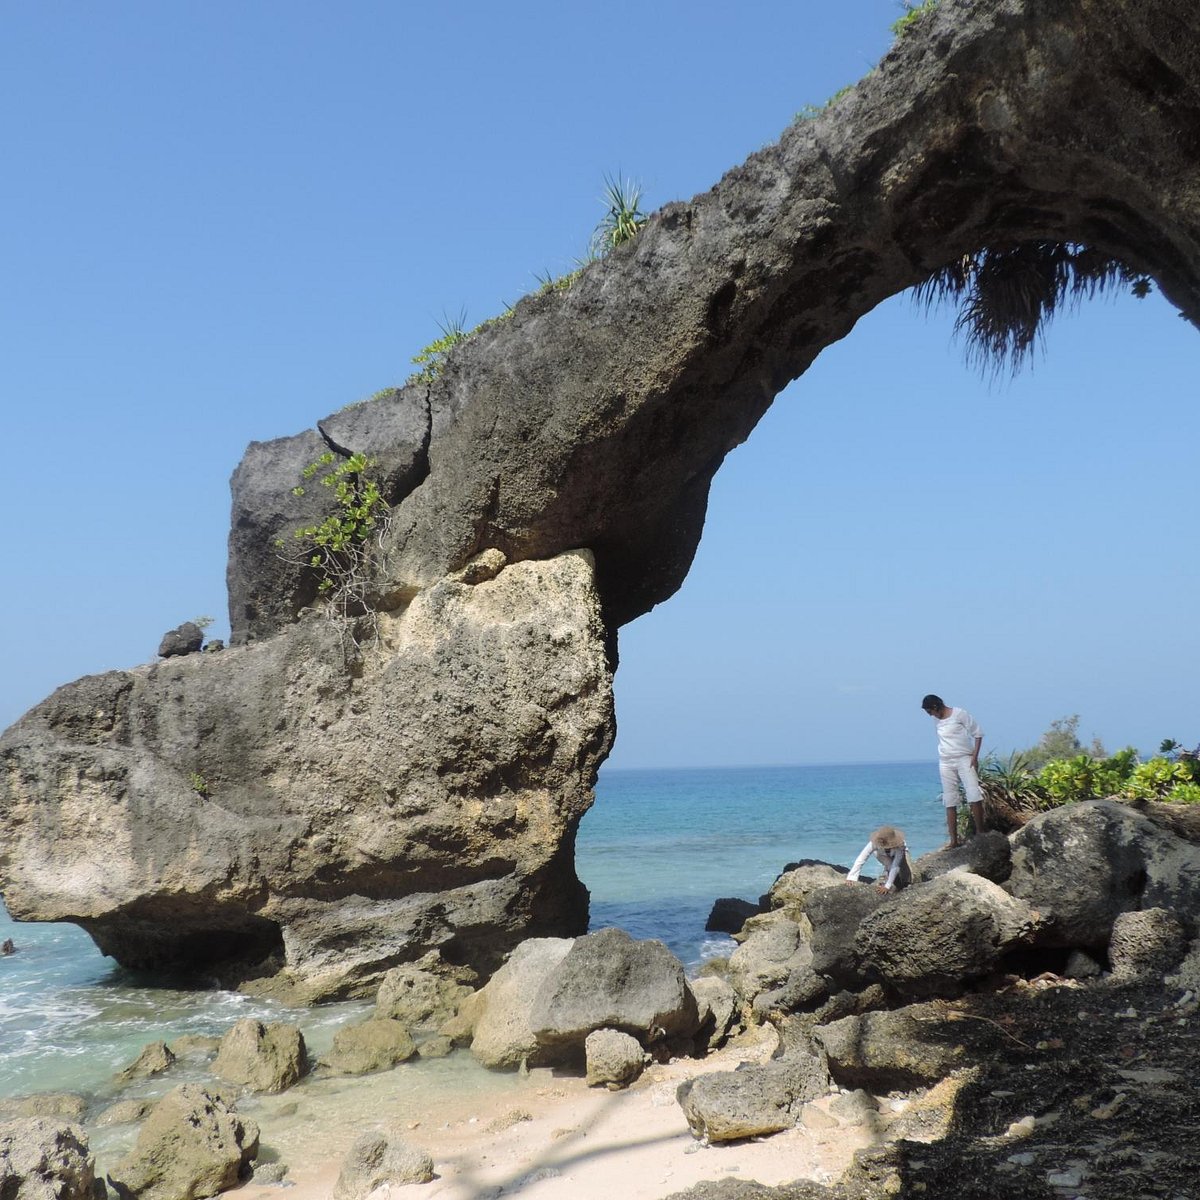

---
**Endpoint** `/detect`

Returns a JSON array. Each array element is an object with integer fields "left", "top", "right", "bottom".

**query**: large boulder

[
  {"left": 911, "top": 831, "right": 1012, "bottom": 885},
  {"left": 584, "top": 1029, "right": 645, "bottom": 1089},
  {"left": 806, "top": 885, "right": 886, "bottom": 990},
  {"left": 374, "top": 951, "right": 475, "bottom": 1029},
  {"left": 727, "top": 915, "right": 827, "bottom": 1016},
  {"left": 1006, "top": 800, "right": 1200, "bottom": 948},
  {"left": 332, "top": 1130, "right": 434, "bottom": 1200},
  {"left": 854, "top": 872, "right": 1039, "bottom": 996},
  {"left": 676, "top": 1054, "right": 829, "bottom": 1142},
  {"left": 0, "top": 551, "right": 613, "bottom": 1001},
  {"left": 691, "top": 976, "right": 740, "bottom": 1052},
  {"left": 814, "top": 1007, "right": 969, "bottom": 1092},
  {"left": 761, "top": 863, "right": 848, "bottom": 915},
  {"left": 0, "top": 1118, "right": 95, "bottom": 1200},
  {"left": 212, "top": 1019, "right": 306, "bottom": 1093},
  {"left": 1108, "top": 908, "right": 1189, "bottom": 980},
  {"left": 528, "top": 927, "right": 699, "bottom": 1056},
  {"left": 470, "top": 937, "right": 575, "bottom": 1069},
  {"left": 0, "top": 1096, "right": 86, "bottom": 1122},
  {"left": 106, "top": 1085, "right": 259, "bottom": 1200},
  {"left": 322, "top": 1019, "right": 416, "bottom": 1075}
]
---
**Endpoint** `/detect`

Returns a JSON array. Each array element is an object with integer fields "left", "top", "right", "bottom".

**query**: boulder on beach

[
  {"left": 106, "top": 1084, "right": 258, "bottom": 1200},
  {"left": 676, "top": 1054, "right": 829, "bottom": 1143},
  {"left": 374, "top": 951, "right": 475, "bottom": 1029},
  {"left": 584, "top": 1028, "right": 645, "bottom": 1089},
  {"left": 212, "top": 1019, "right": 307, "bottom": 1093},
  {"left": 761, "top": 862, "right": 848, "bottom": 916},
  {"left": 528, "top": 927, "right": 699, "bottom": 1055},
  {"left": 333, "top": 1130, "right": 433, "bottom": 1200},
  {"left": 912, "top": 830, "right": 1012, "bottom": 885},
  {"left": 805, "top": 884, "right": 885, "bottom": 990},
  {"left": 853, "top": 872, "right": 1039, "bottom": 996},
  {"left": 814, "top": 1006, "right": 969, "bottom": 1092},
  {"left": 1006, "top": 799, "right": 1200, "bottom": 948},
  {"left": 115, "top": 1040, "right": 176, "bottom": 1083},
  {"left": 0, "top": 1117, "right": 96, "bottom": 1200},
  {"left": 470, "top": 938, "right": 575, "bottom": 1069},
  {"left": 727, "top": 914, "right": 827, "bottom": 1016},
  {"left": 691, "top": 975, "right": 740, "bottom": 1052},
  {"left": 322, "top": 1019, "right": 417, "bottom": 1075},
  {"left": 1108, "top": 908, "right": 1189, "bottom": 980}
]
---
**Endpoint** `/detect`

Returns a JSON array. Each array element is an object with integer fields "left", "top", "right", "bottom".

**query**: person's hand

[{"left": 875, "top": 884, "right": 889, "bottom": 894}]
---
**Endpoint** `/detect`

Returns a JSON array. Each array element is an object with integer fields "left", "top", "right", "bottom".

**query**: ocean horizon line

[{"left": 598, "top": 758, "right": 930, "bottom": 774}]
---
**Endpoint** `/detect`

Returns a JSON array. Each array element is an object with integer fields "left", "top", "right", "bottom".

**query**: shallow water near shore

[{"left": 1, "top": 760, "right": 945, "bottom": 1100}]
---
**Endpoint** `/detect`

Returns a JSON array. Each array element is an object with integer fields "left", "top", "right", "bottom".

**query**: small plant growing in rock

[
  {"left": 188, "top": 772, "right": 210, "bottom": 798},
  {"left": 276, "top": 452, "right": 390, "bottom": 637},
  {"left": 891, "top": 0, "right": 939, "bottom": 38},
  {"left": 590, "top": 173, "right": 648, "bottom": 258},
  {"left": 411, "top": 309, "right": 469, "bottom": 383}
]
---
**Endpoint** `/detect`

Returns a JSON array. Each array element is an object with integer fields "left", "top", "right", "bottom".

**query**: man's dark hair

[{"left": 921, "top": 694, "right": 944, "bottom": 713}]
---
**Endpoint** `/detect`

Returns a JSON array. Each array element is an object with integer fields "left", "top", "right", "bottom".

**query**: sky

[{"left": 2, "top": 1, "right": 1196, "bottom": 770}]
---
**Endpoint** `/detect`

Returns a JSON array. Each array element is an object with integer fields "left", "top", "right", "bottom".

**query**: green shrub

[
  {"left": 1165, "top": 781, "right": 1200, "bottom": 804},
  {"left": 1124, "top": 756, "right": 1197, "bottom": 800}
]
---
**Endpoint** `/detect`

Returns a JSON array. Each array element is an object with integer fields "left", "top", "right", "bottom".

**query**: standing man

[{"left": 922, "top": 694, "right": 986, "bottom": 848}]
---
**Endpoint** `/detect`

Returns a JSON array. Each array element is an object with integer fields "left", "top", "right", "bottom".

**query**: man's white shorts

[{"left": 939, "top": 757, "right": 982, "bottom": 807}]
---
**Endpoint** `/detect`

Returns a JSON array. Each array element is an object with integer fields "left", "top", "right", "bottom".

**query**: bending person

[{"left": 846, "top": 825, "right": 912, "bottom": 894}]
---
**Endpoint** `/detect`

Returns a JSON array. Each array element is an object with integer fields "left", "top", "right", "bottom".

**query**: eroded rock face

[
  {"left": 1007, "top": 799, "right": 1200, "bottom": 948},
  {"left": 0, "top": 552, "right": 613, "bottom": 999},
  {"left": 5, "top": 0, "right": 1200, "bottom": 997},
  {"left": 0, "top": 1118, "right": 95, "bottom": 1200},
  {"left": 106, "top": 1085, "right": 258, "bottom": 1200}
]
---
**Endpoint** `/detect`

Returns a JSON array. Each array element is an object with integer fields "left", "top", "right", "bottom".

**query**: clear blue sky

[{"left": 2, "top": 2, "right": 1196, "bottom": 768}]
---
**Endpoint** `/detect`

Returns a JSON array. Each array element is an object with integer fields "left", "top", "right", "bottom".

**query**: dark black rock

[
  {"left": 157, "top": 622, "right": 204, "bottom": 658},
  {"left": 705, "top": 897, "right": 762, "bottom": 934}
]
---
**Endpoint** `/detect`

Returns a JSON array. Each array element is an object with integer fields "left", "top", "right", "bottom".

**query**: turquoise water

[{"left": 1, "top": 760, "right": 943, "bottom": 1099}]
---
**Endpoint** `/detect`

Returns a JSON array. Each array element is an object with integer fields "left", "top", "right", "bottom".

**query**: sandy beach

[{"left": 231, "top": 1024, "right": 882, "bottom": 1200}]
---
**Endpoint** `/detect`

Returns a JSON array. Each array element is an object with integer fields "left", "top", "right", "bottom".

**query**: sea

[{"left": 0, "top": 761, "right": 944, "bottom": 1101}]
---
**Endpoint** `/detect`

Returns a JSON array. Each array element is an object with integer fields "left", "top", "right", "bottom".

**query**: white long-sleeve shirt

[
  {"left": 846, "top": 839, "right": 908, "bottom": 890},
  {"left": 935, "top": 707, "right": 983, "bottom": 760}
]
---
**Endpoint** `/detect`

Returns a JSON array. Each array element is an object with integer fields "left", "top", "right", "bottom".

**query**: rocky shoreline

[{"left": 4, "top": 795, "right": 1198, "bottom": 1199}]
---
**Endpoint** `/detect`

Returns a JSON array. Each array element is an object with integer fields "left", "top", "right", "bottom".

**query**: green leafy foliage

[
  {"left": 411, "top": 309, "right": 469, "bottom": 383},
  {"left": 188, "top": 772, "right": 210, "bottom": 798},
  {"left": 891, "top": 0, "right": 939, "bottom": 38},
  {"left": 191, "top": 615, "right": 214, "bottom": 632},
  {"left": 274, "top": 450, "right": 389, "bottom": 637},
  {"left": 590, "top": 173, "right": 648, "bottom": 258}
]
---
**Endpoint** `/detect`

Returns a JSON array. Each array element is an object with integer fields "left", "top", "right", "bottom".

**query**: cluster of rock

[
  {"left": 679, "top": 797, "right": 1200, "bottom": 1145},
  {"left": 5, "top": 793, "right": 1200, "bottom": 1197},
  {"left": 5, "top": 0, "right": 1200, "bottom": 1002}
]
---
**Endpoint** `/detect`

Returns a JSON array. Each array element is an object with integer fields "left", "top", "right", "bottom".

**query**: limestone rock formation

[
  {"left": 4, "top": 0, "right": 1200, "bottom": 993},
  {"left": 1007, "top": 799, "right": 1200, "bottom": 948},
  {"left": 1, "top": 552, "right": 612, "bottom": 999},
  {"left": 528, "top": 927, "right": 700, "bottom": 1054},
  {"left": 333, "top": 1130, "right": 434, "bottom": 1200},
  {"left": 584, "top": 1028, "right": 645, "bottom": 1089},
  {"left": 106, "top": 1085, "right": 258, "bottom": 1200},
  {"left": 212, "top": 1019, "right": 307, "bottom": 1093},
  {"left": 676, "top": 1055, "right": 829, "bottom": 1143},
  {"left": 0, "top": 1118, "right": 96, "bottom": 1200},
  {"left": 322, "top": 1019, "right": 416, "bottom": 1075}
]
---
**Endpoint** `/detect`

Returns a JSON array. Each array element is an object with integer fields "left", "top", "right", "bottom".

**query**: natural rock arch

[{"left": 3, "top": 0, "right": 1198, "bottom": 998}]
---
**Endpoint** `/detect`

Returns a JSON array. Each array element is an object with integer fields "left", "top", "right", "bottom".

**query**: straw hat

[{"left": 869, "top": 825, "right": 906, "bottom": 851}]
